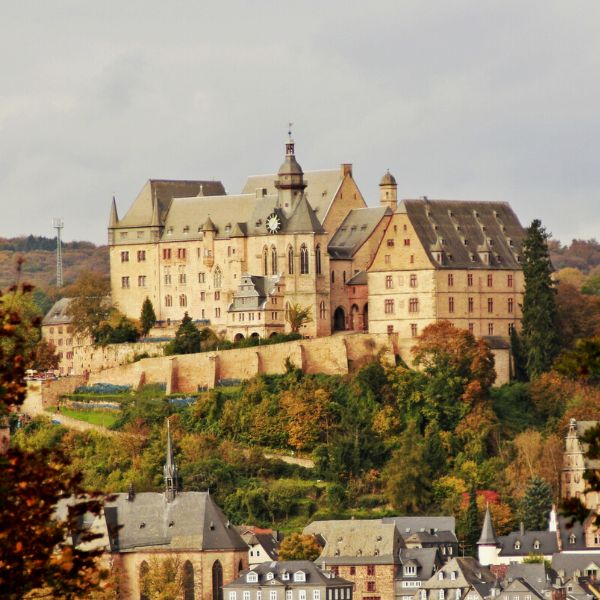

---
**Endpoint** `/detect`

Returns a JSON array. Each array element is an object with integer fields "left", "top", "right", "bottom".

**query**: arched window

[
  {"left": 300, "top": 244, "right": 309, "bottom": 274},
  {"left": 288, "top": 246, "right": 294, "bottom": 274},
  {"left": 238, "top": 559, "right": 244, "bottom": 576},
  {"left": 285, "top": 302, "right": 291, "bottom": 321},
  {"left": 183, "top": 561, "right": 195, "bottom": 600},
  {"left": 139, "top": 561, "right": 149, "bottom": 600},
  {"left": 316, "top": 244, "right": 322, "bottom": 275},
  {"left": 319, "top": 301, "right": 326, "bottom": 320},
  {"left": 165, "top": 295, "right": 173, "bottom": 307},
  {"left": 179, "top": 294, "right": 187, "bottom": 307},
  {"left": 343, "top": 270, "right": 346, "bottom": 283},
  {"left": 263, "top": 246, "right": 269, "bottom": 275},
  {"left": 331, "top": 271, "right": 335, "bottom": 283},
  {"left": 213, "top": 267, "right": 222, "bottom": 289},
  {"left": 271, "top": 245, "right": 278, "bottom": 275},
  {"left": 212, "top": 560, "right": 223, "bottom": 600}
]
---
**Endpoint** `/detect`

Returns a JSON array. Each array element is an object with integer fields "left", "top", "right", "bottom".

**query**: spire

[
  {"left": 150, "top": 195, "right": 160, "bottom": 228},
  {"left": 478, "top": 504, "right": 498, "bottom": 545},
  {"left": 109, "top": 196, "right": 119, "bottom": 228},
  {"left": 163, "top": 418, "right": 179, "bottom": 502}
]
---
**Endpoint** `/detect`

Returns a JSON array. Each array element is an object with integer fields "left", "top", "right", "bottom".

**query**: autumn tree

[
  {"left": 555, "top": 337, "right": 600, "bottom": 384},
  {"left": 521, "top": 220, "right": 562, "bottom": 378},
  {"left": 139, "top": 555, "right": 184, "bottom": 600},
  {"left": 31, "top": 339, "right": 59, "bottom": 372},
  {"left": 140, "top": 297, "right": 157, "bottom": 336},
  {"left": 64, "top": 271, "right": 112, "bottom": 340},
  {"left": 278, "top": 533, "right": 323, "bottom": 561},
  {"left": 286, "top": 303, "right": 312, "bottom": 334},
  {"left": 555, "top": 283, "right": 600, "bottom": 348},
  {"left": 281, "top": 385, "right": 331, "bottom": 451}
]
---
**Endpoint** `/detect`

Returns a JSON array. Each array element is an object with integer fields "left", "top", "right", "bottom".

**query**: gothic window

[
  {"left": 183, "top": 561, "right": 195, "bottom": 600},
  {"left": 288, "top": 246, "right": 294, "bottom": 274},
  {"left": 165, "top": 295, "right": 173, "bottom": 307},
  {"left": 179, "top": 294, "right": 187, "bottom": 307},
  {"left": 212, "top": 560, "right": 223, "bottom": 600},
  {"left": 320, "top": 301, "right": 326, "bottom": 320},
  {"left": 140, "top": 561, "right": 150, "bottom": 600},
  {"left": 213, "top": 267, "right": 222, "bottom": 289},
  {"left": 271, "top": 245, "right": 278, "bottom": 274},
  {"left": 508, "top": 298, "right": 514, "bottom": 313},
  {"left": 300, "top": 244, "right": 309, "bottom": 274},
  {"left": 316, "top": 244, "right": 322, "bottom": 275},
  {"left": 263, "top": 246, "right": 269, "bottom": 275}
]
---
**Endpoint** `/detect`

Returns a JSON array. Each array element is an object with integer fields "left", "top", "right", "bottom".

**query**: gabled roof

[
  {"left": 243, "top": 169, "right": 345, "bottom": 225},
  {"left": 397, "top": 547, "right": 441, "bottom": 581},
  {"left": 253, "top": 533, "right": 280, "bottom": 561},
  {"left": 499, "top": 577, "right": 545, "bottom": 600},
  {"left": 400, "top": 199, "right": 525, "bottom": 269},
  {"left": 284, "top": 195, "right": 324, "bottom": 234},
  {"left": 328, "top": 206, "right": 390, "bottom": 259},
  {"left": 422, "top": 557, "right": 494, "bottom": 589},
  {"left": 383, "top": 516, "right": 456, "bottom": 535},
  {"left": 498, "top": 529, "right": 558, "bottom": 557},
  {"left": 552, "top": 553, "right": 600, "bottom": 579},
  {"left": 42, "top": 297, "right": 74, "bottom": 326},
  {"left": 346, "top": 270, "right": 368, "bottom": 285},
  {"left": 505, "top": 563, "right": 557, "bottom": 593}
]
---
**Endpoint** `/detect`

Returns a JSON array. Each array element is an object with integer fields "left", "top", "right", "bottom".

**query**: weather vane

[{"left": 288, "top": 122, "right": 293, "bottom": 140}]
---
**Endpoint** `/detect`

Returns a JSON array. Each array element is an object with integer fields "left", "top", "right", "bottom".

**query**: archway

[
  {"left": 363, "top": 303, "right": 369, "bottom": 331},
  {"left": 212, "top": 561, "right": 223, "bottom": 600},
  {"left": 250, "top": 332, "right": 260, "bottom": 339},
  {"left": 183, "top": 561, "right": 195, "bottom": 600},
  {"left": 270, "top": 332, "right": 279, "bottom": 338},
  {"left": 234, "top": 333, "right": 245, "bottom": 342},
  {"left": 333, "top": 307, "right": 346, "bottom": 331},
  {"left": 350, "top": 304, "right": 360, "bottom": 331}
]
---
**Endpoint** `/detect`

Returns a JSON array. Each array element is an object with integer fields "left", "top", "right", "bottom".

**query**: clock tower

[{"left": 274, "top": 133, "right": 306, "bottom": 217}]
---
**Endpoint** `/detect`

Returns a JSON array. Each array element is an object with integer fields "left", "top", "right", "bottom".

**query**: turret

[
  {"left": 275, "top": 132, "right": 306, "bottom": 217},
  {"left": 379, "top": 170, "right": 397, "bottom": 212},
  {"left": 477, "top": 504, "right": 500, "bottom": 566},
  {"left": 108, "top": 196, "right": 119, "bottom": 245},
  {"left": 163, "top": 418, "right": 179, "bottom": 502}
]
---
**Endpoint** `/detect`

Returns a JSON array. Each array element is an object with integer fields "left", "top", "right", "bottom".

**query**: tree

[
  {"left": 461, "top": 487, "right": 480, "bottom": 557},
  {"left": 521, "top": 220, "right": 562, "bottom": 378},
  {"left": 140, "top": 297, "right": 157, "bottom": 336},
  {"left": 286, "top": 303, "right": 312, "bottom": 334},
  {"left": 582, "top": 274, "right": 600, "bottom": 296},
  {"left": 139, "top": 555, "right": 184, "bottom": 600},
  {"left": 278, "top": 533, "right": 323, "bottom": 561},
  {"left": 32, "top": 338, "right": 59, "bottom": 371},
  {"left": 164, "top": 313, "right": 201, "bottom": 355},
  {"left": 555, "top": 337, "right": 600, "bottom": 384},
  {"left": 510, "top": 328, "right": 528, "bottom": 382},
  {"left": 519, "top": 477, "right": 552, "bottom": 530},
  {"left": 64, "top": 271, "right": 111, "bottom": 340},
  {"left": 556, "top": 283, "right": 600, "bottom": 348},
  {"left": 0, "top": 281, "right": 109, "bottom": 598},
  {"left": 95, "top": 315, "right": 140, "bottom": 345}
]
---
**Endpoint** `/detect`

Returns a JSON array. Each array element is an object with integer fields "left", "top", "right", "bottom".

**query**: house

[
  {"left": 496, "top": 578, "right": 546, "bottom": 600},
  {"left": 383, "top": 517, "right": 458, "bottom": 560},
  {"left": 223, "top": 561, "right": 353, "bottom": 600},
  {"left": 552, "top": 554, "right": 600, "bottom": 581},
  {"left": 237, "top": 526, "right": 282, "bottom": 567},
  {"left": 396, "top": 548, "right": 443, "bottom": 600}
]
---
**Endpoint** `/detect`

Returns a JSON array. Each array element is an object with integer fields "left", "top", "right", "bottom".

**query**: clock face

[{"left": 266, "top": 213, "right": 281, "bottom": 234}]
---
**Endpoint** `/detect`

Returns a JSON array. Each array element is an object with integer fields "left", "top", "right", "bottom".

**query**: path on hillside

[{"left": 263, "top": 452, "right": 315, "bottom": 468}]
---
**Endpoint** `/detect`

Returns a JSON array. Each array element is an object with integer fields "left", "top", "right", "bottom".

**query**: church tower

[
  {"left": 477, "top": 504, "right": 500, "bottom": 566},
  {"left": 164, "top": 418, "right": 179, "bottom": 502},
  {"left": 275, "top": 131, "right": 306, "bottom": 217},
  {"left": 379, "top": 170, "right": 397, "bottom": 212}
]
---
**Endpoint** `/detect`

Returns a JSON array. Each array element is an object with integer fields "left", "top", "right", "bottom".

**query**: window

[
  {"left": 410, "top": 254, "right": 415, "bottom": 264},
  {"left": 411, "top": 323, "right": 418, "bottom": 337},
  {"left": 137, "top": 250, "right": 146, "bottom": 262},
  {"left": 120, "top": 231, "right": 128, "bottom": 239},
  {"left": 200, "top": 291, "right": 205, "bottom": 301},
  {"left": 163, "top": 248, "right": 172, "bottom": 260},
  {"left": 177, "top": 248, "right": 187, "bottom": 260},
  {"left": 387, "top": 324, "right": 394, "bottom": 334},
  {"left": 120, "top": 251, "right": 129, "bottom": 262},
  {"left": 215, "top": 291, "right": 220, "bottom": 301},
  {"left": 448, "top": 297, "right": 455, "bottom": 313},
  {"left": 385, "top": 255, "right": 391, "bottom": 265},
  {"left": 165, "top": 295, "right": 172, "bottom": 307},
  {"left": 121, "top": 276, "right": 130, "bottom": 288},
  {"left": 487, "top": 273, "right": 493, "bottom": 287},
  {"left": 271, "top": 246, "right": 278, "bottom": 274},
  {"left": 439, "top": 590, "right": 445, "bottom": 600},
  {"left": 409, "top": 298, "right": 419, "bottom": 313},
  {"left": 229, "top": 593, "right": 237, "bottom": 600},
  {"left": 331, "top": 271, "right": 335, "bottom": 283},
  {"left": 450, "top": 572, "right": 456, "bottom": 581},
  {"left": 314, "top": 591, "right": 321, "bottom": 600},
  {"left": 165, "top": 269, "right": 172, "bottom": 285},
  {"left": 385, "top": 275, "right": 393, "bottom": 289},
  {"left": 179, "top": 294, "right": 187, "bottom": 307},
  {"left": 270, "top": 591, "right": 277, "bottom": 600},
  {"left": 288, "top": 246, "right": 294, "bottom": 274},
  {"left": 214, "top": 267, "right": 222, "bottom": 289},
  {"left": 514, "top": 541, "right": 521, "bottom": 550},
  {"left": 244, "top": 593, "right": 251, "bottom": 600},
  {"left": 533, "top": 540, "right": 540, "bottom": 550},
  {"left": 468, "top": 297, "right": 474, "bottom": 313},
  {"left": 367, "top": 566, "right": 375, "bottom": 577},
  {"left": 299, "top": 592, "right": 306, "bottom": 600},
  {"left": 467, "top": 273, "right": 473, "bottom": 286},
  {"left": 367, "top": 583, "right": 376, "bottom": 592},
  {"left": 487, "top": 298, "right": 494, "bottom": 313},
  {"left": 320, "top": 301, "right": 326, "bottom": 320},
  {"left": 183, "top": 561, "right": 195, "bottom": 600},
  {"left": 438, "top": 572, "right": 444, "bottom": 581},
  {"left": 179, "top": 273, "right": 187, "bottom": 284},
  {"left": 138, "top": 275, "right": 146, "bottom": 287},
  {"left": 384, "top": 299, "right": 395, "bottom": 314},
  {"left": 508, "top": 298, "right": 514, "bottom": 313},
  {"left": 569, "top": 534, "right": 576, "bottom": 544},
  {"left": 343, "top": 271, "right": 347, "bottom": 283},
  {"left": 300, "top": 245, "right": 309, "bottom": 274},
  {"left": 199, "top": 272, "right": 205, "bottom": 283},
  {"left": 350, "top": 567, "right": 356, "bottom": 576},
  {"left": 316, "top": 244, "right": 322, "bottom": 274},
  {"left": 257, "top": 593, "right": 262, "bottom": 600},
  {"left": 488, "top": 323, "right": 494, "bottom": 335},
  {"left": 448, "top": 274, "right": 454, "bottom": 286},
  {"left": 213, "top": 561, "right": 223, "bottom": 600},
  {"left": 286, "top": 592, "right": 293, "bottom": 600},
  {"left": 507, "top": 274, "right": 513, "bottom": 288},
  {"left": 331, "top": 567, "right": 339, "bottom": 576},
  {"left": 508, "top": 322, "right": 515, "bottom": 334},
  {"left": 215, "top": 307, "right": 221, "bottom": 318},
  {"left": 404, "top": 565, "right": 416, "bottom": 576},
  {"left": 468, "top": 323, "right": 474, "bottom": 333},
  {"left": 409, "top": 274, "right": 417, "bottom": 287},
  {"left": 404, "top": 239, "right": 410, "bottom": 246}
]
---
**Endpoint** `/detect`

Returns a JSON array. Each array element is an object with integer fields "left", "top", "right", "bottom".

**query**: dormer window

[
  {"left": 404, "top": 565, "right": 417, "bottom": 576},
  {"left": 183, "top": 225, "right": 190, "bottom": 234},
  {"left": 569, "top": 534, "right": 577, "bottom": 544},
  {"left": 294, "top": 571, "right": 306, "bottom": 582},
  {"left": 450, "top": 572, "right": 456, "bottom": 581},
  {"left": 533, "top": 540, "right": 540, "bottom": 550},
  {"left": 514, "top": 541, "right": 521, "bottom": 550},
  {"left": 247, "top": 572, "right": 258, "bottom": 583},
  {"left": 266, "top": 572, "right": 274, "bottom": 581},
  {"left": 282, "top": 572, "right": 290, "bottom": 581},
  {"left": 438, "top": 572, "right": 444, "bottom": 581}
]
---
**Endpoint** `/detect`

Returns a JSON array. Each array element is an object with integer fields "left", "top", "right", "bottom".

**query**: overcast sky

[{"left": 1, "top": 1, "right": 599, "bottom": 245}]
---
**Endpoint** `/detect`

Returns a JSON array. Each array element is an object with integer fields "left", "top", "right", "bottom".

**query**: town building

[
  {"left": 108, "top": 137, "right": 526, "bottom": 345},
  {"left": 396, "top": 548, "right": 443, "bottom": 600},
  {"left": 237, "top": 526, "right": 282, "bottom": 568},
  {"left": 382, "top": 517, "right": 458, "bottom": 559}
]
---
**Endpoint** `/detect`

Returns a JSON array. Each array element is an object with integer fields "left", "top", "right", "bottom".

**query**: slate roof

[
  {"left": 304, "top": 519, "right": 403, "bottom": 565},
  {"left": 478, "top": 506, "right": 498, "bottom": 546},
  {"left": 497, "top": 529, "right": 559, "bottom": 557},
  {"left": 328, "top": 207, "right": 390, "bottom": 259},
  {"left": 403, "top": 531, "right": 458, "bottom": 545},
  {"left": 551, "top": 554, "right": 600, "bottom": 579},
  {"left": 398, "top": 199, "right": 525, "bottom": 270},
  {"left": 557, "top": 515, "right": 591, "bottom": 551},
  {"left": 243, "top": 169, "right": 345, "bottom": 225},
  {"left": 505, "top": 563, "right": 557, "bottom": 592},
  {"left": 230, "top": 274, "right": 281, "bottom": 311},
  {"left": 346, "top": 271, "right": 368, "bottom": 285},
  {"left": 101, "top": 491, "right": 247, "bottom": 552},
  {"left": 422, "top": 557, "right": 494, "bottom": 589},
  {"left": 498, "top": 578, "right": 545, "bottom": 600},
  {"left": 253, "top": 533, "right": 280, "bottom": 561},
  {"left": 383, "top": 516, "right": 456, "bottom": 535},
  {"left": 42, "top": 297, "right": 74, "bottom": 326},
  {"left": 225, "top": 560, "right": 351, "bottom": 587},
  {"left": 397, "top": 547, "right": 440, "bottom": 580}
]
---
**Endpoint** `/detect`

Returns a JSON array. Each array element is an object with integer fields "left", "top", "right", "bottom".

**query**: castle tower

[
  {"left": 379, "top": 170, "right": 397, "bottom": 212},
  {"left": 108, "top": 196, "right": 119, "bottom": 245},
  {"left": 163, "top": 418, "right": 179, "bottom": 502},
  {"left": 477, "top": 504, "right": 500, "bottom": 566},
  {"left": 274, "top": 131, "right": 306, "bottom": 217}
]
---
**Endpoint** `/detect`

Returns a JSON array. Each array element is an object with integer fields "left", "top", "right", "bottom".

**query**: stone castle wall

[{"left": 72, "top": 341, "right": 167, "bottom": 375}]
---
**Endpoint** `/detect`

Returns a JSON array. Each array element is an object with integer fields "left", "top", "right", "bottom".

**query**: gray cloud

[{"left": 0, "top": 0, "right": 598, "bottom": 244}]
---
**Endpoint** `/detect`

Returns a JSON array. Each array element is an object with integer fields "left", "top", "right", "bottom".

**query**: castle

[{"left": 108, "top": 136, "right": 526, "bottom": 344}]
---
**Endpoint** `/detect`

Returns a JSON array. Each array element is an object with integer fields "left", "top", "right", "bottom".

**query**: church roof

[
  {"left": 477, "top": 505, "right": 498, "bottom": 545},
  {"left": 399, "top": 199, "right": 525, "bottom": 269},
  {"left": 285, "top": 195, "right": 324, "bottom": 234},
  {"left": 242, "top": 168, "right": 344, "bottom": 225},
  {"left": 328, "top": 206, "right": 390, "bottom": 259}
]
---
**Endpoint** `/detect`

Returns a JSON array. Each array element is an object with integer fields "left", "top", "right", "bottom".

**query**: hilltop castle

[{"left": 108, "top": 137, "right": 525, "bottom": 343}]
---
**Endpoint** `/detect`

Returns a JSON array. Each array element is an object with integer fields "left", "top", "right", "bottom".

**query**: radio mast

[{"left": 53, "top": 218, "right": 64, "bottom": 287}]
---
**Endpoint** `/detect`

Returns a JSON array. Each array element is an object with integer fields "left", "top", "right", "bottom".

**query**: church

[{"left": 108, "top": 136, "right": 526, "bottom": 343}]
